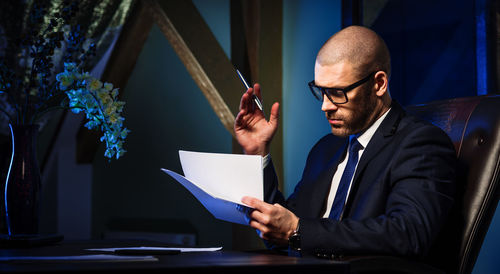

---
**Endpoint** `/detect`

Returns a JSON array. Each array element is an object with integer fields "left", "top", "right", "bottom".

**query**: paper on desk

[
  {"left": 86, "top": 246, "right": 223, "bottom": 253},
  {"left": 161, "top": 150, "right": 263, "bottom": 225},
  {"left": 0, "top": 254, "right": 158, "bottom": 263}
]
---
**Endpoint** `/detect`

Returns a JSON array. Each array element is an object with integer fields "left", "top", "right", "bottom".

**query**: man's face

[{"left": 314, "top": 61, "right": 377, "bottom": 137}]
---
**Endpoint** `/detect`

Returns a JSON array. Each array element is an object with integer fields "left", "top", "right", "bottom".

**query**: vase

[{"left": 4, "top": 123, "right": 41, "bottom": 237}]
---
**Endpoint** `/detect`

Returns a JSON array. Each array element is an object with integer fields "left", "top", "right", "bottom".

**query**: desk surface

[{"left": 0, "top": 240, "right": 349, "bottom": 274}]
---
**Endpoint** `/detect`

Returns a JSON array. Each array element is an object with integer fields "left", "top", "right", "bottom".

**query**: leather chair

[{"left": 346, "top": 95, "right": 500, "bottom": 273}]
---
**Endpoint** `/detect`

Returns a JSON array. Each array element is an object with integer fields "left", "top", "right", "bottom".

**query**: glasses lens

[
  {"left": 325, "top": 88, "right": 347, "bottom": 103},
  {"left": 309, "top": 83, "right": 323, "bottom": 101},
  {"left": 308, "top": 82, "right": 348, "bottom": 104}
]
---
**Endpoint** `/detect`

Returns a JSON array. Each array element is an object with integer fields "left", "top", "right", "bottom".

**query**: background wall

[
  {"left": 364, "top": 0, "right": 477, "bottom": 105},
  {"left": 282, "top": 0, "right": 341, "bottom": 196},
  {"left": 91, "top": 0, "right": 233, "bottom": 247}
]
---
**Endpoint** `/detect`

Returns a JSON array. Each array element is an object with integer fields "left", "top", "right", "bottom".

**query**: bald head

[{"left": 317, "top": 26, "right": 391, "bottom": 78}]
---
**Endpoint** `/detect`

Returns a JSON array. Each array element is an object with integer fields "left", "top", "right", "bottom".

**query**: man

[{"left": 234, "top": 26, "right": 456, "bottom": 259}]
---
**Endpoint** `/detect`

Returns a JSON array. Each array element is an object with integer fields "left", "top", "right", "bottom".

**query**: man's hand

[
  {"left": 242, "top": 196, "right": 299, "bottom": 246},
  {"left": 235, "top": 84, "right": 279, "bottom": 156}
]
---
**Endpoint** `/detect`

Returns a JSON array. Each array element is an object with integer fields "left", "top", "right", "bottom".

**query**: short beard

[
  {"left": 329, "top": 84, "right": 377, "bottom": 137},
  {"left": 347, "top": 85, "right": 377, "bottom": 134}
]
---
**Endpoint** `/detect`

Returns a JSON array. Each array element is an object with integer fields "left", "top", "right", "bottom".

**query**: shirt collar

[{"left": 353, "top": 108, "right": 391, "bottom": 149}]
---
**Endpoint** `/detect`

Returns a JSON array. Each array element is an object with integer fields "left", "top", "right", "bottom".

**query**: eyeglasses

[{"left": 308, "top": 71, "right": 376, "bottom": 104}]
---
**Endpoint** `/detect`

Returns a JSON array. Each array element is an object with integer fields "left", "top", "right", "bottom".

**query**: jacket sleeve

[{"left": 263, "top": 158, "right": 285, "bottom": 205}]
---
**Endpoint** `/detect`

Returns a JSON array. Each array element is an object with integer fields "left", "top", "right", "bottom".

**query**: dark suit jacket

[{"left": 264, "top": 101, "right": 457, "bottom": 258}]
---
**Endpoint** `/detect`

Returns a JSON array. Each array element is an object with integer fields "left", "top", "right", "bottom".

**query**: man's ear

[{"left": 374, "top": 71, "right": 388, "bottom": 97}]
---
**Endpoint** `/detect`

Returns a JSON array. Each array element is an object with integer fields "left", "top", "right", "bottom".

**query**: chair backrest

[{"left": 406, "top": 95, "right": 500, "bottom": 274}]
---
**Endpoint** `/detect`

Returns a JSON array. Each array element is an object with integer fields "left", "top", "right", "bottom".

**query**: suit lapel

[{"left": 342, "top": 101, "right": 405, "bottom": 217}]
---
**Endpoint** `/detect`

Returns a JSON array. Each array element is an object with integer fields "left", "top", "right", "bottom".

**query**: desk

[{"left": 0, "top": 240, "right": 349, "bottom": 273}]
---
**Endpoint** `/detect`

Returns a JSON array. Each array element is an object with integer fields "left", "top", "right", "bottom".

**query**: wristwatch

[{"left": 288, "top": 221, "right": 301, "bottom": 251}]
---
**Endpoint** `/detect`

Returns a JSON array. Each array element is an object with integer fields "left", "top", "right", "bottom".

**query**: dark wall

[{"left": 364, "top": 0, "right": 478, "bottom": 105}]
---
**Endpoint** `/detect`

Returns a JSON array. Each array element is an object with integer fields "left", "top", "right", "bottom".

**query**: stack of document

[{"left": 161, "top": 150, "right": 263, "bottom": 225}]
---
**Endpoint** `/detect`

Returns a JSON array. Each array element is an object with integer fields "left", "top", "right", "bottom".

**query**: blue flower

[
  {"left": 55, "top": 64, "right": 129, "bottom": 160},
  {"left": 56, "top": 72, "right": 74, "bottom": 90}
]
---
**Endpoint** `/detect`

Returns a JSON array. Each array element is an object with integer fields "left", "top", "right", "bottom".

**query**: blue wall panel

[
  {"left": 282, "top": 0, "right": 341, "bottom": 196},
  {"left": 367, "top": 0, "right": 477, "bottom": 105}
]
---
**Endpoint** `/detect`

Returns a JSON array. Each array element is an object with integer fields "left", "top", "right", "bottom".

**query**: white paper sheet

[
  {"left": 178, "top": 150, "right": 263, "bottom": 204},
  {"left": 86, "top": 246, "right": 223, "bottom": 253},
  {"left": 161, "top": 150, "right": 263, "bottom": 225}
]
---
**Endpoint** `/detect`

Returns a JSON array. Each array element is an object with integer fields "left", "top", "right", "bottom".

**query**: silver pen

[{"left": 236, "top": 69, "right": 264, "bottom": 112}]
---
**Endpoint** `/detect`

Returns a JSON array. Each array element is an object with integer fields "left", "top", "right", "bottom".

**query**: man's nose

[{"left": 321, "top": 94, "right": 338, "bottom": 112}]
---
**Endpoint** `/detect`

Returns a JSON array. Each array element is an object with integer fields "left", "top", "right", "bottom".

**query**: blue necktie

[{"left": 329, "top": 137, "right": 363, "bottom": 220}]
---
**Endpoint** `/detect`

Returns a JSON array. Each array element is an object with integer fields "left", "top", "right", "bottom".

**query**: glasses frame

[{"left": 308, "top": 71, "right": 376, "bottom": 104}]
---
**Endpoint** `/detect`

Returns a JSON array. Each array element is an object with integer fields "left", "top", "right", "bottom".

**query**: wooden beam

[
  {"left": 241, "top": 0, "right": 260, "bottom": 83},
  {"left": 229, "top": 0, "right": 283, "bottom": 251},
  {"left": 230, "top": 0, "right": 283, "bottom": 186},
  {"left": 229, "top": 0, "right": 260, "bottom": 251},
  {"left": 230, "top": 0, "right": 253, "bottom": 85},
  {"left": 75, "top": 0, "right": 154, "bottom": 163},
  {"left": 257, "top": 0, "right": 283, "bottom": 190},
  {"left": 147, "top": 0, "right": 243, "bottom": 137},
  {"left": 230, "top": 0, "right": 257, "bottom": 156}
]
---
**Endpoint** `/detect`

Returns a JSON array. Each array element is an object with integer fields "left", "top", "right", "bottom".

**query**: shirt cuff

[{"left": 262, "top": 154, "right": 271, "bottom": 169}]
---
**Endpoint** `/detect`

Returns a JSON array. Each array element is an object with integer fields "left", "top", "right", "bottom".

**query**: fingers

[
  {"left": 249, "top": 207, "right": 272, "bottom": 225},
  {"left": 243, "top": 197, "right": 295, "bottom": 244},
  {"left": 237, "top": 83, "right": 279, "bottom": 118},
  {"left": 242, "top": 197, "right": 279, "bottom": 227},
  {"left": 241, "top": 196, "right": 254, "bottom": 206},
  {"left": 241, "top": 196, "right": 273, "bottom": 213},
  {"left": 238, "top": 89, "right": 252, "bottom": 112},
  {"left": 268, "top": 102, "right": 280, "bottom": 127},
  {"left": 235, "top": 90, "right": 255, "bottom": 129},
  {"left": 241, "top": 197, "right": 277, "bottom": 226},
  {"left": 253, "top": 83, "right": 261, "bottom": 100},
  {"left": 248, "top": 220, "right": 288, "bottom": 243},
  {"left": 239, "top": 84, "right": 262, "bottom": 111},
  {"left": 249, "top": 220, "right": 269, "bottom": 238}
]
